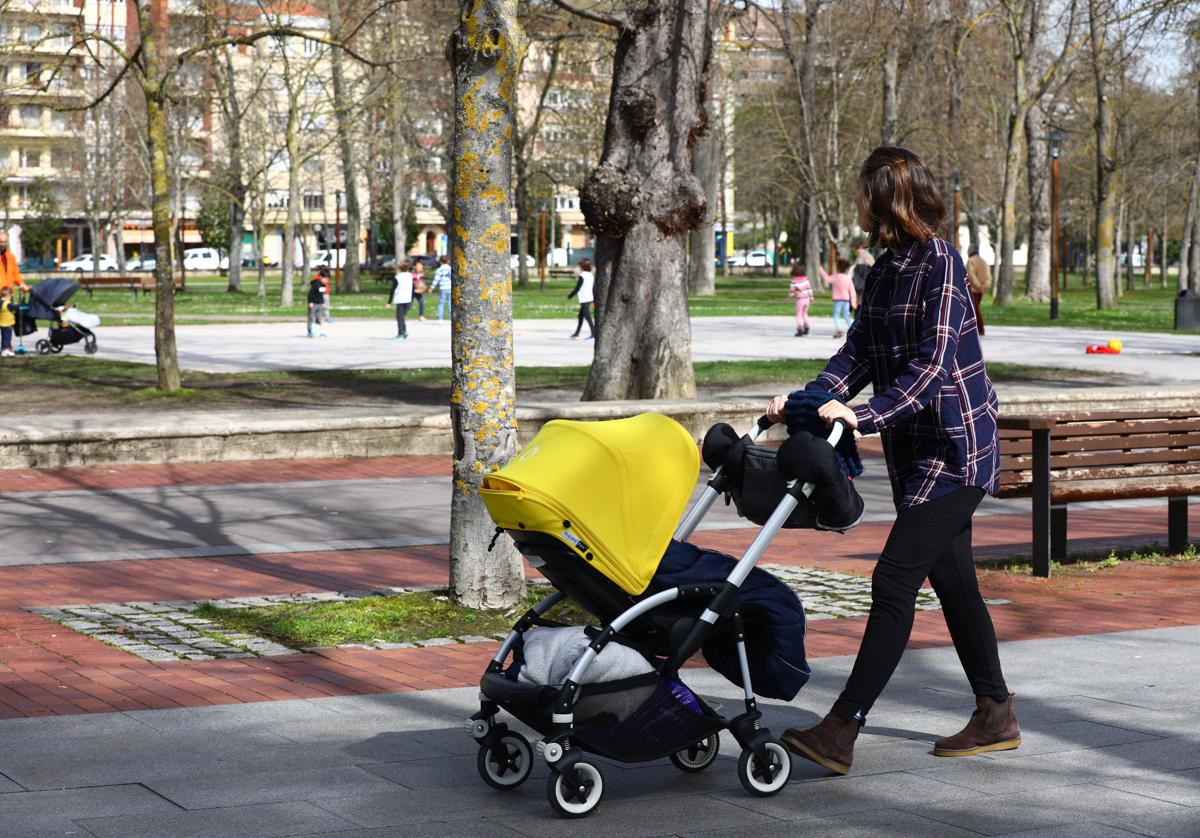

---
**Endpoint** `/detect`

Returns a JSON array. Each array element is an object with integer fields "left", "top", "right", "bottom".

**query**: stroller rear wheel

[
  {"left": 737, "top": 738, "right": 791, "bottom": 797},
  {"left": 669, "top": 733, "right": 721, "bottom": 772},
  {"left": 476, "top": 731, "right": 533, "bottom": 791},
  {"left": 547, "top": 761, "right": 603, "bottom": 818},
  {"left": 35, "top": 339, "right": 50, "bottom": 355}
]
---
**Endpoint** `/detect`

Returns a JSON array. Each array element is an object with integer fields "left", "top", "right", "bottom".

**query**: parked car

[
  {"left": 126, "top": 256, "right": 157, "bottom": 271},
  {"left": 61, "top": 253, "right": 118, "bottom": 272},
  {"left": 18, "top": 255, "right": 57, "bottom": 271},
  {"left": 728, "top": 249, "right": 773, "bottom": 268},
  {"left": 182, "top": 247, "right": 230, "bottom": 272},
  {"left": 240, "top": 254, "right": 277, "bottom": 269},
  {"left": 509, "top": 254, "right": 537, "bottom": 270},
  {"left": 364, "top": 254, "right": 396, "bottom": 272}
]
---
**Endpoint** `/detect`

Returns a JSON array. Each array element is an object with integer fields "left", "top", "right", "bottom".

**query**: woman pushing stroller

[{"left": 766, "top": 146, "right": 1018, "bottom": 776}]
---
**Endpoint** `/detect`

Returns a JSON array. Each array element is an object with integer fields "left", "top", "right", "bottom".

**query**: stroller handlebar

[{"left": 749, "top": 415, "right": 846, "bottom": 447}]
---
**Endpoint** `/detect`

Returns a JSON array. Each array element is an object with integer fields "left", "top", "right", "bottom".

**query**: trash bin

[{"left": 1176, "top": 289, "right": 1200, "bottom": 331}]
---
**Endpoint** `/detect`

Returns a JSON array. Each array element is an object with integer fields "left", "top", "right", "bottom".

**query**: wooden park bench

[
  {"left": 78, "top": 275, "right": 184, "bottom": 297},
  {"left": 998, "top": 409, "right": 1199, "bottom": 577}
]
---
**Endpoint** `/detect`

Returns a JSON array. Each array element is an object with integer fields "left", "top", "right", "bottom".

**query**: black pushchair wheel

[
  {"left": 476, "top": 731, "right": 533, "bottom": 791},
  {"left": 84, "top": 336, "right": 97, "bottom": 354},
  {"left": 547, "top": 761, "right": 603, "bottom": 818},
  {"left": 35, "top": 339, "right": 50, "bottom": 355},
  {"left": 49, "top": 342, "right": 63, "bottom": 354},
  {"left": 669, "top": 733, "right": 721, "bottom": 772},
  {"left": 737, "top": 738, "right": 791, "bottom": 797}
]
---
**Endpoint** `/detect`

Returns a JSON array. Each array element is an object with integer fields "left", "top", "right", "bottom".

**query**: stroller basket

[{"left": 481, "top": 671, "right": 723, "bottom": 764}]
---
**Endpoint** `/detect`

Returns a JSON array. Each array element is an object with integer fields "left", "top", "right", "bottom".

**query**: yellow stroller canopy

[{"left": 480, "top": 414, "right": 700, "bottom": 595}]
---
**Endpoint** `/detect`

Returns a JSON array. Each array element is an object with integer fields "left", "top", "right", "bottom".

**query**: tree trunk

[
  {"left": 1023, "top": 102, "right": 1051, "bottom": 301},
  {"left": 881, "top": 40, "right": 899, "bottom": 146},
  {"left": 996, "top": 104, "right": 1026, "bottom": 307},
  {"left": 1181, "top": 147, "right": 1200, "bottom": 292},
  {"left": 579, "top": 0, "right": 711, "bottom": 401},
  {"left": 141, "top": 0, "right": 179, "bottom": 392},
  {"left": 688, "top": 111, "right": 717, "bottom": 297},
  {"left": 281, "top": 126, "right": 300, "bottom": 307},
  {"left": 447, "top": 0, "right": 524, "bottom": 610},
  {"left": 328, "top": 0, "right": 361, "bottom": 293},
  {"left": 389, "top": 14, "right": 408, "bottom": 261},
  {"left": 1123, "top": 204, "right": 1135, "bottom": 293},
  {"left": 255, "top": 224, "right": 267, "bottom": 297},
  {"left": 222, "top": 45, "right": 245, "bottom": 293},
  {"left": 1190, "top": 200, "right": 1200, "bottom": 293},
  {"left": 801, "top": 7, "right": 821, "bottom": 288},
  {"left": 1089, "top": 1, "right": 1116, "bottom": 310},
  {"left": 514, "top": 165, "right": 530, "bottom": 289}
]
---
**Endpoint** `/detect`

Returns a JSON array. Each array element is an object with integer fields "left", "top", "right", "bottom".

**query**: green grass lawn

[
  {"left": 194, "top": 587, "right": 593, "bottom": 647},
  {"left": 41, "top": 271, "right": 1193, "bottom": 333},
  {"left": 3, "top": 355, "right": 1097, "bottom": 415}
]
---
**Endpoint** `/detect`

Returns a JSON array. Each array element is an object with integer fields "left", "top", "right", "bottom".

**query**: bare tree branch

[{"left": 550, "top": 0, "right": 627, "bottom": 30}]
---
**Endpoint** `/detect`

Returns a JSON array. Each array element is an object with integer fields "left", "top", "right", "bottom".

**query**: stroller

[
  {"left": 472, "top": 412, "right": 859, "bottom": 817},
  {"left": 25, "top": 278, "right": 100, "bottom": 355}
]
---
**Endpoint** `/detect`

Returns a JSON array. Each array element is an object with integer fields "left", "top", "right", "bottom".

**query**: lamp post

[
  {"left": 951, "top": 172, "right": 962, "bottom": 252},
  {"left": 536, "top": 199, "right": 548, "bottom": 288},
  {"left": 1047, "top": 132, "right": 1065, "bottom": 320}
]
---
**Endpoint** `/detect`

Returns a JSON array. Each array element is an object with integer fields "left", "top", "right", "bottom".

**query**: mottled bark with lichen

[
  {"left": 142, "top": 0, "right": 180, "bottom": 392},
  {"left": 447, "top": 0, "right": 525, "bottom": 609},
  {"left": 580, "top": 0, "right": 712, "bottom": 401}
]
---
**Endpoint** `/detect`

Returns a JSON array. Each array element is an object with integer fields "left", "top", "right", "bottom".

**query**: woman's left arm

[{"left": 852, "top": 248, "right": 966, "bottom": 436}]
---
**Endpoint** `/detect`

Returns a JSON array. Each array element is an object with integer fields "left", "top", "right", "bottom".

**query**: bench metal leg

[
  {"left": 1051, "top": 504, "right": 1068, "bottom": 563},
  {"left": 1031, "top": 429, "right": 1052, "bottom": 577},
  {"left": 1168, "top": 496, "right": 1189, "bottom": 554}
]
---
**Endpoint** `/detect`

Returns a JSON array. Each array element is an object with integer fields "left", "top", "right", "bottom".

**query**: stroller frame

[{"left": 466, "top": 416, "right": 847, "bottom": 817}]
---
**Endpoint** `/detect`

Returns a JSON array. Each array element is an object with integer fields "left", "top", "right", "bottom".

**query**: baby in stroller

[{"left": 472, "top": 412, "right": 863, "bottom": 817}]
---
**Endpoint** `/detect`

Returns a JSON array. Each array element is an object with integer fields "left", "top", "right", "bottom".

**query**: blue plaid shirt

[{"left": 804, "top": 238, "right": 999, "bottom": 509}]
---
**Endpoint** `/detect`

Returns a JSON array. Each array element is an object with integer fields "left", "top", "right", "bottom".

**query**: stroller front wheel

[
  {"left": 476, "top": 731, "right": 533, "bottom": 791},
  {"left": 547, "top": 761, "right": 603, "bottom": 818},
  {"left": 35, "top": 339, "right": 50, "bottom": 355},
  {"left": 737, "top": 739, "right": 791, "bottom": 797},
  {"left": 669, "top": 733, "right": 721, "bottom": 772},
  {"left": 84, "top": 336, "right": 97, "bottom": 354}
]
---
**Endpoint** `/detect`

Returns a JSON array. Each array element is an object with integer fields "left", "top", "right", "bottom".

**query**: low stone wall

[{"left": 3, "top": 385, "right": 1198, "bottom": 468}]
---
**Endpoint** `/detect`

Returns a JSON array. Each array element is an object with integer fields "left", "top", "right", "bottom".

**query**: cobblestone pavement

[
  {"left": 0, "top": 625, "right": 1196, "bottom": 837},
  {"left": 25, "top": 569, "right": 1010, "bottom": 663}
]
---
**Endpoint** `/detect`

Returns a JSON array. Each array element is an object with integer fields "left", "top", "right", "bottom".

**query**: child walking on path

[
  {"left": 306, "top": 277, "right": 328, "bottom": 337},
  {"left": 430, "top": 255, "right": 453, "bottom": 321},
  {"left": 788, "top": 264, "right": 813, "bottom": 336},
  {"left": 388, "top": 262, "right": 414, "bottom": 340},
  {"left": 568, "top": 258, "right": 595, "bottom": 339},
  {"left": 412, "top": 260, "right": 427, "bottom": 321},
  {"left": 820, "top": 258, "right": 857, "bottom": 339},
  {"left": 0, "top": 287, "right": 15, "bottom": 357}
]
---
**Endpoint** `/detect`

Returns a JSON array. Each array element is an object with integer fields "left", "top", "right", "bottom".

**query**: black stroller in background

[{"left": 23, "top": 278, "right": 99, "bottom": 355}]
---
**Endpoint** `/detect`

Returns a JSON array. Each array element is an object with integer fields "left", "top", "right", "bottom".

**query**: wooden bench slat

[
  {"left": 1046, "top": 419, "right": 1200, "bottom": 438},
  {"left": 1001, "top": 431, "right": 1200, "bottom": 457},
  {"left": 999, "top": 461, "right": 1200, "bottom": 492},
  {"left": 1045, "top": 475, "right": 1200, "bottom": 503}
]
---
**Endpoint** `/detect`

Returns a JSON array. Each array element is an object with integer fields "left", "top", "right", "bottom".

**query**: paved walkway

[
  {"left": 0, "top": 626, "right": 1196, "bottom": 836},
  {"left": 87, "top": 316, "right": 1200, "bottom": 380},
  {"left": 1, "top": 456, "right": 1198, "bottom": 835}
]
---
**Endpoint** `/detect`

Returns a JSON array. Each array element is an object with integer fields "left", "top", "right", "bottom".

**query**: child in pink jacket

[
  {"left": 788, "top": 265, "right": 814, "bottom": 337},
  {"left": 820, "top": 258, "right": 857, "bottom": 339}
]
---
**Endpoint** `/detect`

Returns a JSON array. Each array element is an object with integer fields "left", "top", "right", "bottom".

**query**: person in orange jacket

[{"left": 0, "top": 231, "right": 29, "bottom": 294}]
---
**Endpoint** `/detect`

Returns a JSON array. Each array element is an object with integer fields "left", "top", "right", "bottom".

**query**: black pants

[
  {"left": 394, "top": 302, "right": 411, "bottom": 336},
  {"left": 414, "top": 292, "right": 425, "bottom": 318},
  {"left": 573, "top": 302, "right": 594, "bottom": 337},
  {"left": 832, "top": 487, "right": 1008, "bottom": 722}
]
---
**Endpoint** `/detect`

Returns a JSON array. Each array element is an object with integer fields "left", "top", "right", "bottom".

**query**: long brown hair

[{"left": 856, "top": 147, "right": 946, "bottom": 249}]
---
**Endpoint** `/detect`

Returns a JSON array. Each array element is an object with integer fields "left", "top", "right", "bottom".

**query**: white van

[{"left": 183, "top": 247, "right": 230, "bottom": 271}]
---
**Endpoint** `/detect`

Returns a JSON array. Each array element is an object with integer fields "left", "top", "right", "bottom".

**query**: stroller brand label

[{"left": 560, "top": 529, "right": 581, "bottom": 547}]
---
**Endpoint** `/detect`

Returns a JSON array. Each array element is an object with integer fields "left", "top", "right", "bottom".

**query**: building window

[
  {"left": 302, "top": 37, "right": 320, "bottom": 57},
  {"left": 555, "top": 194, "right": 580, "bottom": 213},
  {"left": 266, "top": 189, "right": 289, "bottom": 209},
  {"left": 426, "top": 155, "right": 442, "bottom": 173},
  {"left": 269, "top": 150, "right": 291, "bottom": 172},
  {"left": 19, "top": 104, "right": 41, "bottom": 127},
  {"left": 20, "top": 148, "right": 42, "bottom": 169},
  {"left": 303, "top": 78, "right": 324, "bottom": 98},
  {"left": 23, "top": 62, "right": 43, "bottom": 85},
  {"left": 302, "top": 190, "right": 323, "bottom": 210},
  {"left": 51, "top": 147, "right": 72, "bottom": 170},
  {"left": 24, "top": 23, "right": 43, "bottom": 42}
]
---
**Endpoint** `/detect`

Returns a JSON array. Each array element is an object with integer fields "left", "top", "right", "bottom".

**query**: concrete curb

[{"left": 3, "top": 385, "right": 1199, "bottom": 468}]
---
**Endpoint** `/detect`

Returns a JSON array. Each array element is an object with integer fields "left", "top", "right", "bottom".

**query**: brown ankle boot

[
  {"left": 934, "top": 692, "right": 1021, "bottom": 757},
  {"left": 781, "top": 712, "right": 861, "bottom": 775}
]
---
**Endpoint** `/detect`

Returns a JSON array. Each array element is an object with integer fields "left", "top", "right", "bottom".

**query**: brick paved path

[{"left": 0, "top": 456, "right": 1195, "bottom": 719}]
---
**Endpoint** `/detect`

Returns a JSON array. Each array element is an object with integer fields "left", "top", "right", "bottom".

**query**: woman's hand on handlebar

[
  {"left": 765, "top": 394, "right": 788, "bottom": 424},
  {"left": 818, "top": 399, "right": 858, "bottom": 430}
]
